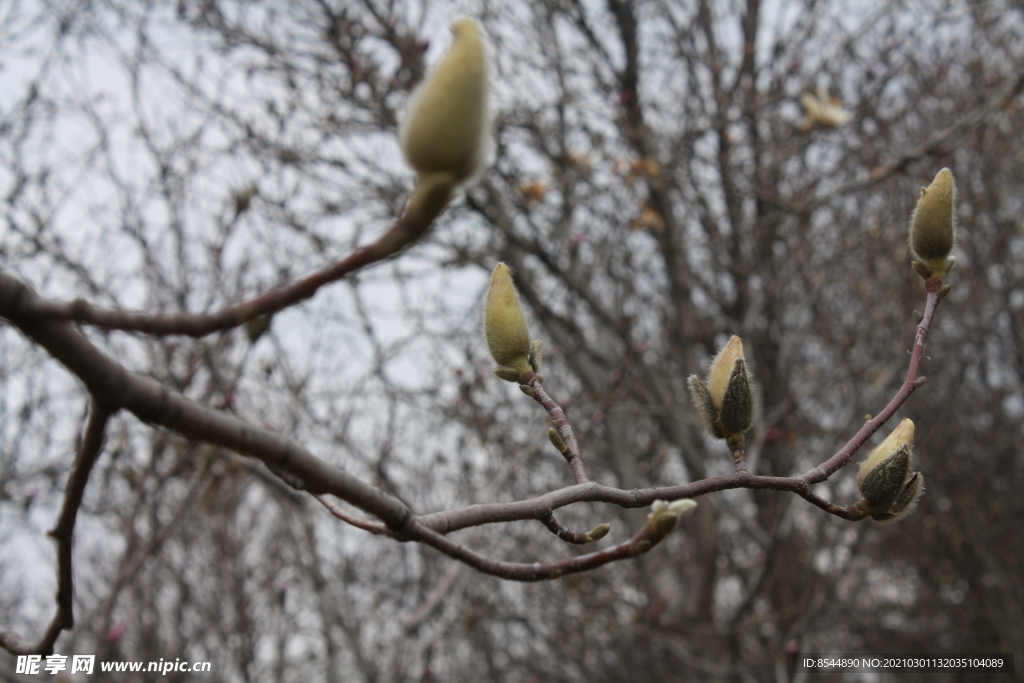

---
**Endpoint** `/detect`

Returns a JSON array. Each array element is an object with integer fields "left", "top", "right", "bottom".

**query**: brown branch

[
  {"left": 803, "top": 277, "right": 942, "bottom": 483},
  {"left": 0, "top": 267, "right": 943, "bottom": 594},
  {"left": 539, "top": 512, "right": 595, "bottom": 545},
  {"left": 0, "top": 271, "right": 415, "bottom": 532},
  {"left": 417, "top": 280, "right": 942, "bottom": 533},
  {"left": 414, "top": 472, "right": 848, "bottom": 536},
  {"left": 522, "top": 372, "right": 589, "bottom": 483},
  {"left": 17, "top": 184, "right": 451, "bottom": 338},
  {"left": 0, "top": 404, "right": 112, "bottom": 656},
  {"left": 403, "top": 510, "right": 668, "bottom": 582},
  {"left": 315, "top": 494, "right": 394, "bottom": 537}
]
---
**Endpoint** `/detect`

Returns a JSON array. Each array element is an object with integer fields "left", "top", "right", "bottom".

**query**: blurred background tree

[{"left": 1, "top": 0, "right": 1022, "bottom": 680}]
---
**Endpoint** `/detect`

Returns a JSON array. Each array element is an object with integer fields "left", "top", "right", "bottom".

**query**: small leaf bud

[
  {"left": 640, "top": 499, "right": 698, "bottom": 546},
  {"left": 909, "top": 168, "right": 956, "bottom": 274},
  {"left": 547, "top": 428, "right": 567, "bottom": 452},
  {"left": 484, "top": 263, "right": 532, "bottom": 381},
  {"left": 492, "top": 366, "right": 523, "bottom": 382},
  {"left": 667, "top": 499, "right": 698, "bottom": 517},
  {"left": 585, "top": 523, "right": 611, "bottom": 542},
  {"left": 519, "top": 385, "right": 535, "bottom": 397},
  {"left": 632, "top": 540, "right": 653, "bottom": 556},
  {"left": 245, "top": 313, "right": 273, "bottom": 344},
  {"left": 687, "top": 375, "right": 724, "bottom": 439}
]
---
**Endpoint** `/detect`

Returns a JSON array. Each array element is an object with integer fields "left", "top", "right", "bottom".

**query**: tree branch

[
  {"left": 0, "top": 403, "right": 112, "bottom": 656},
  {"left": 522, "top": 372, "right": 589, "bottom": 483},
  {"left": 803, "top": 278, "right": 942, "bottom": 483},
  {"left": 0, "top": 266, "right": 943, "bottom": 598},
  {"left": 539, "top": 512, "right": 597, "bottom": 545},
  {"left": 0, "top": 271, "right": 415, "bottom": 531},
  {"left": 16, "top": 189, "right": 447, "bottom": 338},
  {"left": 315, "top": 494, "right": 394, "bottom": 537}
]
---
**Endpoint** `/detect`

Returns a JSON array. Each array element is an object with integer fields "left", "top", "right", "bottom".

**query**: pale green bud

[
  {"left": 687, "top": 376, "right": 724, "bottom": 439},
  {"left": 528, "top": 339, "right": 543, "bottom": 374},
  {"left": 909, "top": 168, "right": 956, "bottom": 276},
  {"left": 640, "top": 499, "right": 698, "bottom": 546},
  {"left": 484, "top": 263, "right": 532, "bottom": 381},
  {"left": 547, "top": 428, "right": 567, "bottom": 452},
  {"left": 400, "top": 18, "right": 490, "bottom": 187},
  {"left": 245, "top": 313, "right": 273, "bottom": 344}
]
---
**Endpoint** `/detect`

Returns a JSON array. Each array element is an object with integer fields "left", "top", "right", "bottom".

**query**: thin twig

[
  {"left": 18, "top": 195, "right": 444, "bottom": 338},
  {"left": 755, "top": 74, "right": 1024, "bottom": 215},
  {"left": 523, "top": 373, "right": 589, "bottom": 483},
  {"left": 0, "top": 268, "right": 944, "bottom": 600},
  {"left": 803, "top": 278, "right": 942, "bottom": 484},
  {"left": 401, "top": 564, "right": 464, "bottom": 632},
  {"left": 315, "top": 494, "right": 394, "bottom": 537},
  {"left": 403, "top": 513, "right": 662, "bottom": 582},
  {"left": 539, "top": 512, "right": 594, "bottom": 545},
  {"left": 0, "top": 403, "right": 112, "bottom": 656}
]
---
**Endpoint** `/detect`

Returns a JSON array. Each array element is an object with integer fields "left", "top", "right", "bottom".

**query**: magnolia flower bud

[
  {"left": 858, "top": 418, "right": 914, "bottom": 486},
  {"left": 857, "top": 418, "right": 925, "bottom": 522},
  {"left": 401, "top": 18, "right": 490, "bottom": 193},
  {"left": 633, "top": 499, "right": 698, "bottom": 554},
  {"left": 858, "top": 444, "right": 910, "bottom": 512},
  {"left": 871, "top": 472, "right": 925, "bottom": 523},
  {"left": 484, "top": 263, "right": 532, "bottom": 382},
  {"left": 909, "top": 168, "right": 956, "bottom": 277},
  {"left": 687, "top": 336, "right": 753, "bottom": 441}
]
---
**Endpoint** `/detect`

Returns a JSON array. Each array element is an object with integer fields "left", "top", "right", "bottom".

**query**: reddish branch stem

[
  {"left": 523, "top": 373, "right": 589, "bottom": 483},
  {"left": 0, "top": 268, "right": 944, "bottom": 603},
  {"left": 315, "top": 494, "right": 393, "bottom": 537},
  {"left": 404, "top": 518, "right": 647, "bottom": 581},
  {"left": 803, "top": 278, "right": 942, "bottom": 484},
  {"left": 18, "top": 206, "right": 438, "bottom": 338},
  {"left": 0, "top": 272, "right": 414, "bottom": 531},
  {"left": 539, "top": 512, "right": 593, "bottom": 544}
]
